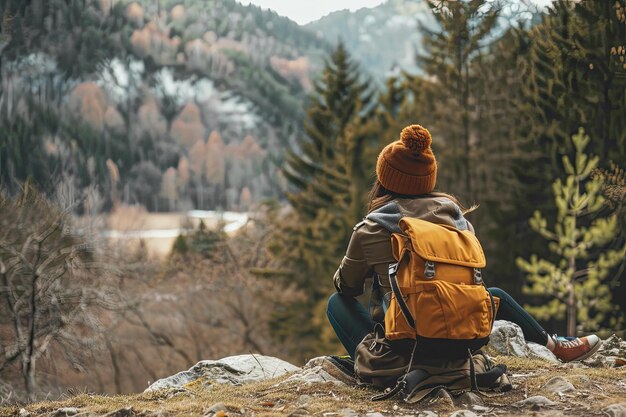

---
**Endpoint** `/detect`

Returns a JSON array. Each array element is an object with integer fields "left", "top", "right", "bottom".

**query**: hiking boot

[
  {"left": 328, "top": 355, "right": 355, "bottom": 374},
  {"left": 552, "top": 334, "right": 601, "bottom": 362},
  {"left": 325, "top": 355, "right": 357, "bottom": 385}
]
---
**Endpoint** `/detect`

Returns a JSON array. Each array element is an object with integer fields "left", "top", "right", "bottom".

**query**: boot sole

[
  {"left": 572, "top": 339, "right": 603, "bottom": 362},
  {"left": 321, "top": 357, "right": 357, "bottom": 385}
]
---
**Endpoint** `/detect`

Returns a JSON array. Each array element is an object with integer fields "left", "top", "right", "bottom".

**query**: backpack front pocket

[{"left": 408, "top": 280, "right": 494, "bottom": 340}]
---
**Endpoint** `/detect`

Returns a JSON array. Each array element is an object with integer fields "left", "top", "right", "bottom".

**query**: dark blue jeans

[{"left": 326, "top": 287, "right": 549, "bottom": 359}]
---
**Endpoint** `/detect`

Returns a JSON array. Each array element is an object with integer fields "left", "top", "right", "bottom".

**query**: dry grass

[
  {"left": 487, "top": 356, "right": 626, "bottom": 413},
  {"left": 0, "top": 376, "right": 375, "bottom": 417},
  {"left": 1, "top": 357, "right": 625, "bottom": 417}
]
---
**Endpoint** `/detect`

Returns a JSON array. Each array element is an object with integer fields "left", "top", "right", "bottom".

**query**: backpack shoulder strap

[{"left": 388, "top": 249, "right": 415, "bottom": 329}]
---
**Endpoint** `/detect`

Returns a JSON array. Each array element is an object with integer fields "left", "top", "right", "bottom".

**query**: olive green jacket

[{"left": 333, "top": 196, "right": 475, "bottom": 298}]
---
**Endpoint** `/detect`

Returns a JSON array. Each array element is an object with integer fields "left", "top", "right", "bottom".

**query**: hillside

[
  {"left": 0, "top": 0, "right": 330, "bottom": 212},
  {"left": 2, "top": 354, "right": 625, "bottom": 416},
  {"left": 306, "top": 0, "right": 434, "bottom": 79},
  {"left": 2, "top": 0, "right": 626, "bottom": 411},
  {"left": 3, "top": 322, "right": 625, "bottom": 415}
]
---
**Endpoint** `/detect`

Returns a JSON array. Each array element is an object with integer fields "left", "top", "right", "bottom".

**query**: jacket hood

[{"left": 365, "top": 196, "right": 473, "bottom": 234}]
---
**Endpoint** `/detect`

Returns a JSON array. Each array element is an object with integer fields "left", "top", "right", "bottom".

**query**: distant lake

[{"left": 101, "top": 210, "right": 249, "bottom": 257}]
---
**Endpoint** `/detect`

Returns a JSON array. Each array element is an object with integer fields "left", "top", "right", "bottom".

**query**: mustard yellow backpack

[{"left": 385, "top": 217, "right": 499, "bottom": 359}]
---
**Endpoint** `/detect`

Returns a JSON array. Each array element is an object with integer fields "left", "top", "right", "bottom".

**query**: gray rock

[
  {"left": 512, "top": 395, "right": 555, "bottom": 409},
  {"left": 146, "top": 412, "right": 169, "bottom": 417},
  {"left": 456, "top": 392, "right": 484, "bottom": 406},
  {"left": 583, "top": 334, "right": 626, "bottom": 368},
  {"left": 287, "top": 409, "right": 310, "bottom": 417},
  {"left": 281, "top": 365, "right": 344, "bottom": 386},
  {"left": 365, "top": 413, "right": 385, "bottom": 417},
  {"left": 428, "top": 388, "right": 454, "bottom": 407},
  {"left": 53, "top": 408, "right": 80, "bottom": 416},
  {"left": 449, "top": 411, "right": 478, "bottom": 417},
  {"left": 18, "top": 409, "right": 30, "bottom": 417},
  {"left": 488, "top": 321, "right": 529, "bottom": 357},
  {"left": 470, "top": 405, "right": 493, "bottom": 413},
  {"left": 569, "top": 362, "right": 589, "bottom": 369},
  {"left": 527, "top": 342, "right": 559, "bottom": 363},
  {"left": 488, "top": 321, "right": 559, "bottom": 363},
  {"left": 582, "top": 355, "right": 613, "bottom": 368},
  {"left": 145, "top": 354, "right": 299, "bottom": 391},
  {"left": 152, "top": 387, "right": 195, "bottom": 399},
  {"left": 541, "top": 376, "right": 575, "bottom": 394},
  {"left": 102, "top": 408, "right": 134, "bottom": 417},
  {"left": 296, "top": 395, "right": 312, "bottom": 407},
  {"left": 304, "top": 356, "right": 356, "bottom": 385},
  {"left": 417, "top": 412, "right": 438, "bottom": 417},
  {"left": 575, "top": 375, "right": 591, "bottom": 384},
  {"left": 603, "top": 403, "right": 626, "bottom": 417},
  {"left": 340, "top": 409, "right": 359, "bottom": 417},
  {"left": 207, "top": 403, "right": 227, "bottom": 414}
]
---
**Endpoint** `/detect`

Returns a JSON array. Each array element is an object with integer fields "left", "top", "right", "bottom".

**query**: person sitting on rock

[{"left": 327, "top": 124, "right": 602, "bottom": 364}]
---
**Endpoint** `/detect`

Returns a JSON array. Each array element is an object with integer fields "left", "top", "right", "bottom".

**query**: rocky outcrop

[
  {"left": 145, "top": 322, "right": 625, "bottom": 396},
  {"left": 144, "top": 354, "right": 299, "bottom": 392},
  {"left": 487, "top": 320, "right": 559, "bottom": 363},
  {"left": 583, "top": 334, "right": 626, "bottom": 368},
  {"left": 8, "top": 333, "right": 626, "bottom": 417},
  {"left": 487, "top": 320, "right": 626, "bottom": 369},
  {"left": 280, "top": 360, "right": 345, "bottom": 386},
  {"left": 145, "top": 354, "right": 358, "bottom": 394}
]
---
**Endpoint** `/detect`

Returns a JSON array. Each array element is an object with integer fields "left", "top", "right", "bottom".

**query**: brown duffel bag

[
  {"left": 354, "top": 323, "right": 414, "bottom": 389},
  {"left": 354, "top": 323, "right": 512, "bottom": 402}
]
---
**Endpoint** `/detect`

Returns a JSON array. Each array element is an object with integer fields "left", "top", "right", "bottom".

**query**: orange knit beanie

[{"left": 376, "top": 124, "right": 437, "bottom": 195}]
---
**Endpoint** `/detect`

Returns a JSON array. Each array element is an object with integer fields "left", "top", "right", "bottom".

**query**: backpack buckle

[
  {"left": 388, "top": 263, "right": 399, "bottom": 276},
  {"left": 473, "top": 268, "right": 483, "bottom": 284},
  {"left": 424, "top": 261, "right": 435, "bottom": 279}
]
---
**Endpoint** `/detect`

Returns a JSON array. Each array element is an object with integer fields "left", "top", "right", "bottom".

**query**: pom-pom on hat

[{"left": 376, "top": 124, "right": 437, "bottom": 195}]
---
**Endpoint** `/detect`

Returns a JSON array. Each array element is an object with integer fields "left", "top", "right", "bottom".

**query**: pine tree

[
  {"left": 592, "top": 163, "right": 626, "bottom": 318},
  {"left": 594, "top": 163, "right": 626, "bottom": 235},
  {"left": 418, "top": 0, "right": 499, "bottom": 198},
  {"left": 521, "top": 0, "right": 626, "bottom": 169},
  {"left": 268, "top": 43, "right": 375, "bottom": 359},
  {"left": 516, "top": 129, "right": 626, "bottom": 336},
  {"left": 513, "top": 0, "right": 626, "bottom": 312},
  {"left": 569, "top": 0, "right": 626, "bottom": 163},
  {"left": 281, "top": 42, "right": 374, "bottom": 296},
  {"left": 471, "top": 23, "right": 535, "bottom": 296}
]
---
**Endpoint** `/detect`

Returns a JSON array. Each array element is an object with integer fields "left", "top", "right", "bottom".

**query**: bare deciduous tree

[{"left": 0, "top": 181, "right": 115, "bottom": 400}]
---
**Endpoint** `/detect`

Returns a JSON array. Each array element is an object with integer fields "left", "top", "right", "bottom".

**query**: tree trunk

[
  {"left": 25, "top": 270, "right": 39, "bottom": 400},
  {"left": 198, "top": 182, "right": 204, "bottom": 209},
  {"left": 106, "top": 338, "right": 122, "bottom": 394},
  {"left": 567, "top": 232, "right": 577, "bottom": 336},
  {"left": 463, "top": 60, "right": 471, "bottom": 196},
  {"left": 567, "top": 278, "right": 576, "bottom": 336},
  {"left": 22, "top": 341, "right": 36, "bottom": 400}
]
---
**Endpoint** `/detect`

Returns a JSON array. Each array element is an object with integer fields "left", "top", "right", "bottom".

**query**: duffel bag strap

[
  {"left": 468, "top": 349, "right": 479, "bottom": 391},
  {"left": 371, "top": 337, "right": 418, "bottom": 402},
  {"left": 371, "top": 378, "right": 406, "bottom": 401},
  {"left": 371, "top": 270, "right": 418, "bottom": 403}
]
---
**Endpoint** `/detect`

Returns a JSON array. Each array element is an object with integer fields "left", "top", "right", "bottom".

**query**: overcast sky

[
  {"left": 238, "top": 0, "right": 386, "bottom": 25},
  {"left": 238, "top": 0, "right": 553, "bottom": 26}
]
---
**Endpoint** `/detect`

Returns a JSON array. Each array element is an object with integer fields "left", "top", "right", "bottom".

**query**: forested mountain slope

[
  {"left": 0, "top": 0, "right": 330, "bottom": 212},
  {"left": 307, "top": 0, "right": 433, "bottom": 79}
]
